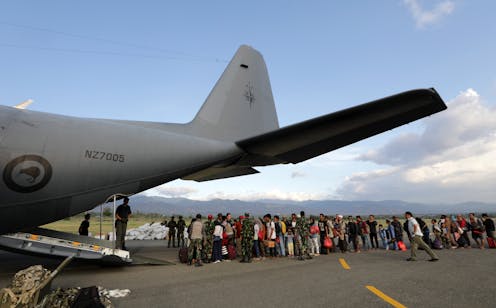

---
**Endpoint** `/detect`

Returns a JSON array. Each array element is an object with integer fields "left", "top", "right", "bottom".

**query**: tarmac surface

[{"left": 1, "top": 240, "right": 495, "bottom": 308}]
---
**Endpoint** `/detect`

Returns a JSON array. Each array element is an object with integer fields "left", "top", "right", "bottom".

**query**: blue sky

[{"left": 1, "top": 1, "right": 495, "bottom": 203}]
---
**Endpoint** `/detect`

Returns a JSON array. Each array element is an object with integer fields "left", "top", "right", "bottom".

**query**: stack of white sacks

[
  {"left": 100, "top": 222, "right": 190, "bottom": 244},
  {"left": 125, "top": 222, "right": 169, "bottom": 240}
]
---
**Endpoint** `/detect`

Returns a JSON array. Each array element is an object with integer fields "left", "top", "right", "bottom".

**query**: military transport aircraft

[{"left": 0, "top": 45, "right": 447, "bottom": 234}]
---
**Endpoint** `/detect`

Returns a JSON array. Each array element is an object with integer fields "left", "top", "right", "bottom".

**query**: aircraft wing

[
  {"left": 181, "top": 166, "right": 259, "bottom": 182},
  {"left": 236, "top": 88, "right": 447, "bottom": 165}
]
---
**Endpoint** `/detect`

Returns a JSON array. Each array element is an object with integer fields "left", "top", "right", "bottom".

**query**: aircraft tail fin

[{"left": 190, "top": 45, "right": 279, "bottom": 141}]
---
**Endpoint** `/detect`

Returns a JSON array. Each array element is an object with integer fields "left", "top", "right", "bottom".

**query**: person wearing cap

[
  {"left": 115, "top": 197, "right": 132, "bottom": 250},
  {"left": 177, "top": 215, "right": 186, "bottom": 248},
  {"left": 405, "top": 211, "right": 439, "bottom": 262},
  {"left": 203, "top": 214, "right": 214, "bottom": 263}
]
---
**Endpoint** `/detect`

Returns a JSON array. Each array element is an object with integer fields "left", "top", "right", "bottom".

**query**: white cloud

[
  {"left": 404, "top": 0, "right": 455, "bottom": 29},
  {"left": 337, "top": 89, "right": 496, "bottom": 203},
  {"left": 147, "top": 186, "right": 197, "bottom": 198},
  {"left": 205, "top": 189, "right": 329, "bottom": 202}
]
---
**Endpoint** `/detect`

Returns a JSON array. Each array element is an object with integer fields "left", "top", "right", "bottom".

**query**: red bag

[
  {"left": 228, "top": 245, "right": 237, "bottom": 259},
  {"left": 397, "top": 240, "right": 407, "bottom": 251},
  {"left": 323, "top": 236, "right": 333, "bottom": 249},
  {"left": 488, "top": 237, "right": 496, "bottom": 248},
  {"left": 258, "top": 227, "right": 265, "bottom": 241},
  {"left": 310, "top": 225, "right": 319, "bottom": 234}
]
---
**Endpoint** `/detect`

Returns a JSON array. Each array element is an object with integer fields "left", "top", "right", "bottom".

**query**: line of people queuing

[{"left": 183, "top": 211, "right": 496, "bottom": 266}]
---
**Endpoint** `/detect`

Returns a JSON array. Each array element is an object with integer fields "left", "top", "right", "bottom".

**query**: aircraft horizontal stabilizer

[
  {"left": 236, "top": 88, "right": 447, "bottom": 165},
  {"left": 182, "top": 166, "right": 259, "bottom": 182}
]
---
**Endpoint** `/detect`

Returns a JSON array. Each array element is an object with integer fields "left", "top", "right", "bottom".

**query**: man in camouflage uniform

[
  {"left": 240, "top": 213, "right": 254, "bottom": 263},
  {"left": 295, "top": 210, "right": 312, "bottom": 260},
  {"left": 202, "top": 214, "right": 214, "bottom": 263},
  {"left": 177, "top": 216, "right": 186, "bottom": 248}
]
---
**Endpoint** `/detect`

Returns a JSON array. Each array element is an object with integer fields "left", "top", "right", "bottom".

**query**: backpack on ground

[
  {"left": 179, "top": 247, "right": 189, "bottom": 263},
  {"left": 431, "top": 238, "right": 443, "bottom": 249}
]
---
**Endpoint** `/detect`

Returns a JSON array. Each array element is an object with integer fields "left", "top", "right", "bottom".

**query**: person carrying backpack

[{"left": 416, "top": 217, "right": 431, "bottom": 247}]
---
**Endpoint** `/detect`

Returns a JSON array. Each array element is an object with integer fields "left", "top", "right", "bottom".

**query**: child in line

[{"left": 286, "top": 227, "right": 295, "bottom": 257}]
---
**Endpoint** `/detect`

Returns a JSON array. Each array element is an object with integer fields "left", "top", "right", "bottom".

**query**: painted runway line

[
  {"left": 338, "top": 258, "right": 351, "bottom": 270},
  {"left": 366, "top": 285, "right": 406, "bottom": 308}
]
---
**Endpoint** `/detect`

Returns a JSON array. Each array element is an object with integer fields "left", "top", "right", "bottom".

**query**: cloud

[
  {"left": 404, "top": 0, "right": 455, "bottom": 29},
  {"left": 205, "top": 189, "right": 329, "bottom": 202},
  {"left": 147, "top": 186, "right": 197, "bottom": 198},
  {"left": 337, "top": 89, "right": 496, "bottom": 203},
  {"left": 291, "top": 171, "right": 306, "bottom": 178}
]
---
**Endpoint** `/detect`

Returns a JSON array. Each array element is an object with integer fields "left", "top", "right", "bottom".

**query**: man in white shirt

[
  {"left": 264, "top": 214, "right": 277, "bottom": 257},
  {"left": 405, "top": 211, "right": 439, "bottom": 262}
]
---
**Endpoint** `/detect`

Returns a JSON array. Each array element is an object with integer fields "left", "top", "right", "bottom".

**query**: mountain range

[{"left": 111, "top": 195, "right": 496, "bottom": 217}]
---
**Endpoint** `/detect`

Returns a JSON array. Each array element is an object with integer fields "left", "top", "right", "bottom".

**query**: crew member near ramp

[
  {"left": 405, "top": 211, "right": 439, "bottom": 262},
  {"left": 115, "top": 197, "right": 132, "bottom": 250},
  {"left": 78, "top": 213, "right": 91, "bottom": 236}
]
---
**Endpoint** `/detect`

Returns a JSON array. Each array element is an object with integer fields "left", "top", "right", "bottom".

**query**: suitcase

[
  {"left": 228, "top": 245, "right": 237, "bottom": 260},
  {"left": 178, "top": 247, "right": 189, "bottom": 263},
  {"left": 488, "top": 237, "right": 496, "bottom": 248}
]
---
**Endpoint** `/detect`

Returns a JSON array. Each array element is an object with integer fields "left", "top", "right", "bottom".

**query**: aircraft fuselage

[{"left": 0, "top": 106, "right": 241, "bottom": 233}]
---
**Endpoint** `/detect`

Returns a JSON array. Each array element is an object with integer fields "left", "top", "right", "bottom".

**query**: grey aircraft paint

[{"left": 0, "top": 45, "right": 447, "bottom": 234}]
